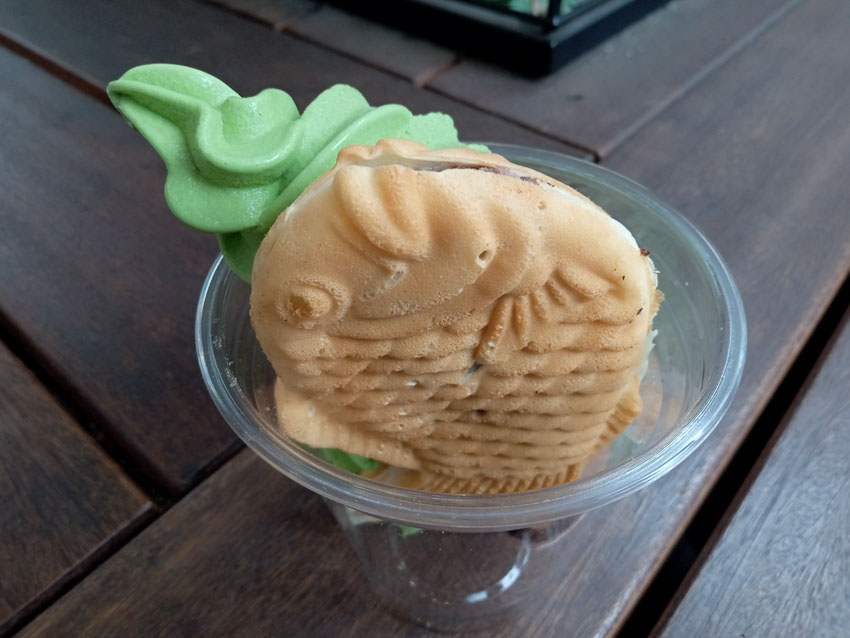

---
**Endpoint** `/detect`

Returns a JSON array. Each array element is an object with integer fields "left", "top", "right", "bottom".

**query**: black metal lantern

[{"left": 325, "top": 0, "right": 671, "bottom": 77}]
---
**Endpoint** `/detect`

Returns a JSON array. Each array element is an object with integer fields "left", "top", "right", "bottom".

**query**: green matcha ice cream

[{"left": 108, "top": 64, "right": 483, "bottom": 281}]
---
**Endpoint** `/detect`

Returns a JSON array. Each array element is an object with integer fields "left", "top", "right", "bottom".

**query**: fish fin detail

[{"left": 475, "top": 296, "right": 513, "bottom": 363}]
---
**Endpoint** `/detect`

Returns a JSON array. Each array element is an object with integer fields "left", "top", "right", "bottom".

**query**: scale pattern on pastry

[{"left": 251, "top": 139, "right": 662, "bottom": 493}]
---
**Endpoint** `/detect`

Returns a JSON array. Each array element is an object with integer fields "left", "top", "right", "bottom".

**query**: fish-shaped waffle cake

[{"left": 251, "top": 139, "right": 662, "bottom": 494}]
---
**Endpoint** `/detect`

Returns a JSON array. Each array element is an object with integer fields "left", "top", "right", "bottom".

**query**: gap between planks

[
  {"left": 2, "top": 8, "right": 836, "bottom": 634},
  {"left": 617, "top": 267, "right": 850, "bottom": 638},
  {"left": 0, "top": 301, "right": 243, "bottom": 633},
  {"left": 413, "top": 0, "right": 803, "bottom": 160}
]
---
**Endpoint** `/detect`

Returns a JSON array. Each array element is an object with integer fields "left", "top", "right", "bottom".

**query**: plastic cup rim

[{"left": 195, "top": 148, "right": 747, "bottom": 532}]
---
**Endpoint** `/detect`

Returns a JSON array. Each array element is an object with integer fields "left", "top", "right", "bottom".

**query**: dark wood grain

[
  {"left": 14, "top": 451, "right": 557, "bottom": 638},
  {"left": 0, "top": 0, "right": 587, "bottom": 495},
  {"left": 658, "top": 308, "right": 850, "bottom": 637},
  {"left": 0, "top": 45, "right": 234, "bottom": 495},
  {"left": 207, "top": 0, "right": 459, "bottom": 85},
  {"left": 286, "top": 5, "right": 459, "bottom": 86},
  {"left": 206, "top": 0, "right": 318, "bottom": 30},
  {"left": 0, "top": 0, "right": 585, "bottom": 155},
  {"left": 0, "top": 339, "right": 153, "bottom": 635},
  {"left": 12, "top": 0, "right": 850, "bottom": 634},
  {"left": 428, "top": 0, "right": 797, "bottom": 156},
  {"left": 557, "top": 0, "right": 850, "bottom": 632},
  {"left": 16, "top": 453, "right": 394, "bottom": 638}
]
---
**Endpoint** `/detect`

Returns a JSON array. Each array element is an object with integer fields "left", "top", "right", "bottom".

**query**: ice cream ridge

[{"left": 109, "top": 64, "right": 662, "bottom": 494}]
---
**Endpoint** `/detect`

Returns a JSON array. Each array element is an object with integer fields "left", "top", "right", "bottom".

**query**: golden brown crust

[{"left": 252, "top": 139, "right": 661, "bottom": 493}]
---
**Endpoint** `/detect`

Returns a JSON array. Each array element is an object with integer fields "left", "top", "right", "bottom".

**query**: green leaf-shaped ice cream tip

[
  {"left": 258, "top": 85, "right": 411, "bottom": 230},
  {"left": 108, "top": 64, "right": 481, "bottom": 282},
  {"left": 107, "top": 64, "right": 302, "bottom": 234}
]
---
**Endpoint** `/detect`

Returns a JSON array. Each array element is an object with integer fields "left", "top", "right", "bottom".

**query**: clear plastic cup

[{"left": 196, "top": 145, "right": 746, "bottom": 630}]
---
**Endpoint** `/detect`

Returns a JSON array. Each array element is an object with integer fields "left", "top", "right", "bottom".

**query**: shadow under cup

[{"left": 196, "top": 146, "right": 747, "bottom": 630}]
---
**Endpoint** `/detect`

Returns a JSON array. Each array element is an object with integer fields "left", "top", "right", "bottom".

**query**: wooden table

[{"left": 2, "top": 0, "right": 848, "bottom": 635}]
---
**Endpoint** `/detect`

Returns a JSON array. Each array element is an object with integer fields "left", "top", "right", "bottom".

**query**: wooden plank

[
  {"left": 427, "top": 0, "right": 798, "bottom": 156},
  {"left": 0, "top": 339, "right": 153, "bottom": 636},
  {"left": 286, "top": 6, "right": 459, "bottom": 86},
  {"left": 0, "top": 46, "right": 234, "bottom": 495},
  {"left": 16, "top": 453, "right": 393, "bottom": 638},
  {"left": 206, "top": 0, "right": 318, "bottom": 30},
  {"left": 0, "top": 0, "right": 585, "bottom": 154},
  {"left": 550, "top": 0, "right": 850, "bottom": 631},
  {"left": 0, "top": 0, "right": 588, "bottom": 494},
  {"left": 14, "top": 0, "right": 850, "bottom": 635},
  {"left": 658, "top": 306, "right": 850, "bottom": 637},
  {"left": 206, "top": 0, "right": 459, "bottom": 85},
  {"left": 14, "top": 451, "right": 569, "bottom": 638}
]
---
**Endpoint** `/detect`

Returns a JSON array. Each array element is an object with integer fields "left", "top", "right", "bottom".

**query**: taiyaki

[{"left": 250, "top": 139, "right": 662, "bottom": 494}]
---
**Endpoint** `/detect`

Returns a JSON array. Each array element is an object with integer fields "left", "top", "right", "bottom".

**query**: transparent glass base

[
  {"left": 196, "top": 145, "right": 746, "bottom": 628},
  {"left": 327, "top": 500, "right": 580, "bottom": 630}
]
